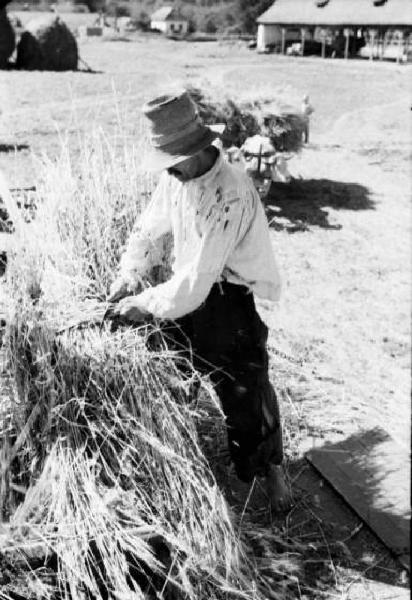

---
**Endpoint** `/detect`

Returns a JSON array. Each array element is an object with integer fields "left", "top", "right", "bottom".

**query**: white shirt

[{"left": 119, "top": 149, "right": 281, "bottom": 320}]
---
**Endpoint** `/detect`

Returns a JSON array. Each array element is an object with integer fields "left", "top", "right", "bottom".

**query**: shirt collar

[{"left": 185, "top": 146, "right": 224, "bottom": 187}]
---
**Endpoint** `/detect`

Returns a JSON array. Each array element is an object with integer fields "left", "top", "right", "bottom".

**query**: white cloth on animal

[
  {"left": 271, "top": 155, "right": 292, "bottom": 183},
  {"left": 118, "top": 149, "right": 281, "bottom": 320},
  {"left": 301, "top": 100, "right": 314, "bottom": 118}
]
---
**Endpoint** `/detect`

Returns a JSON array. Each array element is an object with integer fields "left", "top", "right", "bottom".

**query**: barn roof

[
  {"left": 151, "top": 6, "right": 187, "bottom": 22},
  {"left": 257, "top": 0, "right": 412, "bottom": 27}
]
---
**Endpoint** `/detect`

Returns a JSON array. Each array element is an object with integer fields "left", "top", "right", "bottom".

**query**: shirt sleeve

[
  {"left": 119, "top": 174, "right": 171, "bottom": 285},
  {"left": 133, "top": 192, "right": 253, "bottom": 319}
]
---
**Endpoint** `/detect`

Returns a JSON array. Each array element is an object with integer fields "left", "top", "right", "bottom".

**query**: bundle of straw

[
  {"left": 187, "top": 87, "right": 305, "bottom": 153},
  {"left": 187, "top": 86, "right": 261, "bottom": 149},
  {"left": 262, "top": 109, "right": 306, "bottom": 154},
  {"left": 2, "top": 312, "right": 260, "bottom": 599},
  {"left": 0, "top": 127, "right": 298, "bottom": 599}
]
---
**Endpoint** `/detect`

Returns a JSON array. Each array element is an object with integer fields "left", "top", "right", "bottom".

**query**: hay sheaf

[
  {"left": 16, "top": 15, "right": 78, "bottom": 71},
  {"left": 0, "top": 128, "right": 299, "bottom": 599},
  {"left": 188, "top": 86, "right": 260, "bottom": 149},
  {"left": 1, "top": 312, "right": 256, "bottom": 599},
  {"left": 0, "top": 8, "right": 15, "bottom": 69},
  {"left": 188, "top": 86, "right": 306, "bottom": 153}
]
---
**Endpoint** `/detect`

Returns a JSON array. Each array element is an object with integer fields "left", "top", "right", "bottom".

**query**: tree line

[{"left": 11, "top": 0, "right": 275, "bottom": 33}]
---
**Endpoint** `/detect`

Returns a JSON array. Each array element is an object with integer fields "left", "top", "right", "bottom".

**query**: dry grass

[
  {"left": 187, "top": 85, "right": 305, "bottom": 152},
  {"left": 0, "top": 119, "right": 301, "bottom": 599},
  {"left": 1, "top": 38, "right": 410, "bottom": 596}
]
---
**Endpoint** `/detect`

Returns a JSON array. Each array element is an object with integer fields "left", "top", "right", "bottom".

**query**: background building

[
  {"left": 150, "top": 6, "right": 188, "bottom": 37},
  {"left": 257, "top": 0, "right": 412, "bottom": 61}
]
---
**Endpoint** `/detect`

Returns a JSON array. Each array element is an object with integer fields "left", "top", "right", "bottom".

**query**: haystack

[
  {"left": 16, "top": 15, "right": 78, "bottom": 71},
  {"left": 0, "top": 128, "right": 298, "bottom": 600},
  {"left": 261, "top": 108, "right": 306, "bottom": 153},
  {"left": 0, "top": 8, "right": 15, "bottom": 69},
  {"left": 188, "top": 86, "right": 261, "bottom": 149},
  {"left": 188, "top": 86, "right": 306, "bottom": 154}
]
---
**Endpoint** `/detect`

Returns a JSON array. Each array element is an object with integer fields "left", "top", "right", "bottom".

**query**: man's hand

[
  {"left": 111, "top": 296, "right": 149, "bottom": 324},
  {"left": 107, "top": 278, "right": 131, "bottom": 303}
]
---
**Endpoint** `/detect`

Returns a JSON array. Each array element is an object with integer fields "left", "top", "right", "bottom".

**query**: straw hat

[{"left": 141, "top": 90, "right": 224, "bottom": 172}]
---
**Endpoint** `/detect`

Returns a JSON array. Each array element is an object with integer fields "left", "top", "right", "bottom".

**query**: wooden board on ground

[{"left": 306, "top": 427, "right": 410, "bottom": 571}]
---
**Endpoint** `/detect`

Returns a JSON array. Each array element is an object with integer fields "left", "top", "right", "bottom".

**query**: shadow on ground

[
  {"left": 264, "top": 178, "right": 374, "bottom": 232},
  {"left": 307, "top": 428, "right": 410, "bottom": 566},
  {"left": 0, "top": 144, "right": 30, "bottom": 153},
  {"left": 211, "top": 426, "right": 410, "bottom": 598}
]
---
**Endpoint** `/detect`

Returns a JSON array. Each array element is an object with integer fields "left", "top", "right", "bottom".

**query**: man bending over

[{"left": 109, "top": 90, "right": 291, "bottom": 511}]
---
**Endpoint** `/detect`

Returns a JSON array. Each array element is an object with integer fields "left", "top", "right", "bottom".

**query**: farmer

[
  {"left": 109, "top": 90, "right": 291, "bottom": 511},
  {"left": 301, "top": 94, "right": 314, "bottom": 144}
]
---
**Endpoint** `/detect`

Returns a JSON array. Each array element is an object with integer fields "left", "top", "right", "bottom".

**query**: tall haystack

[
  {"left": 0, "top": 8, "right": 15, "bottom": 69},
  {"left": 16, "top": 15, "right": 78, "bottom": 71}
]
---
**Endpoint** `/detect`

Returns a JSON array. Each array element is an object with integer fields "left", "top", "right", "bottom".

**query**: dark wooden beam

[{"left": 307, "top": 427, "right": 410, "bottom": 571}]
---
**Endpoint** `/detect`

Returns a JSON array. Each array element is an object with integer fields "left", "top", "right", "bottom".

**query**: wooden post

[
  {"left": 369, "top": 30, "right": 375, "bottom": 60},
  {"left": 321, "top": 30, "right": 326, "bottom": 58},
  {"left": 379, "top": 29, "right": 386, "bottom": 60},
  {"left": 257, "top": 145, "right": 262, "bottom": 175},
  {"left": 344, "top": 28, "right": 350, "bottom": 59},
  {"left": 281, "top": 27, "right": 286, "bottom": 55},
  {"left": 396, "top": 31, "right": 403, "bottom": 64},
  {"left": 301, "top": 27, "right": 306, "bottom": 56}
]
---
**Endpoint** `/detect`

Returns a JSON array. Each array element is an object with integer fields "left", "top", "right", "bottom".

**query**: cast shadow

[
  {"left": 0, "top": 144, "right": 29, "bottom": 153},
  {"left": 203, "top": 412, "right": 409, "bottom": 594},
  {"left": 4, "top": 61, "right": 103, "bottom": 74},
  {"left": 306, "top": 427, "right": 410, "bottom": 567},
  {"left": 264, "top": 178, "right": 374, "bottom": 232}
]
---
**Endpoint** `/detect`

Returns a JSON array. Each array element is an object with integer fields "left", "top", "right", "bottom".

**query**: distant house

[
  {"left": 256, "top": 0, "right": 412, "bottom": 60},
  {"left": 150, "top": 6, "right": 188, "bottom": 37}
]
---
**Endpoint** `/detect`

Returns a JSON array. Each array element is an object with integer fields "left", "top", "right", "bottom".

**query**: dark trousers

[{"left": 152, "top": 282, "right": 283, "bottom": 482}]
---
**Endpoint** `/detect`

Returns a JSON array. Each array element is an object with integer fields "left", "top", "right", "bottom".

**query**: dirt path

[
  {"left": 249, "top": 100, "right": 410, "bottom": 594},
  {"left": 263, "top": 144, "right": 410, "bottom": 443},
  {"left": 1, "top": 40, "right": 410, "bottom": 597},
  {"left": 294, "top": 102, "right": 410, "bottom": 447}
]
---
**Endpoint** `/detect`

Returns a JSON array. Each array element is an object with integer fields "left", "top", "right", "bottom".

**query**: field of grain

[{"left": 0, "top": 27, "right": 411, "bottom": 599}]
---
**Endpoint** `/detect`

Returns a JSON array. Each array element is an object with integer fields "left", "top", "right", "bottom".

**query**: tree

[
  {"left": 133, "top": 10, "right": 151, "bottom": 31},
  {"left": 237, "top": 0, "right": 273, "bottom": 33},
  {"left": 204, "top": 16, "right": 217, "bottom": 33}
]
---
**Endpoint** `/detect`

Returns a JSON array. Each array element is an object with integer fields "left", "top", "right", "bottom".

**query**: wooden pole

[
  {"left": 281, "top": 27, "right": 286, "bottom": 55},
  {"left": 379, "top": 30, "right": 386, "bottom": 60},
  {"left": 370, "top": 30, "right": 375, "bottom": 60},
  {"left": 301, "top": 27, "right": 306, "bottom": 56},
  {"left": 257, "top": 145, "right": 262, "bottom": 175},
  {"left": 321, "top": 31, "right": 326, "bottom": 58},
  {"left": 344, "top": 28, "right": 350, "bottom": 59},
  {"left": 397, "top": 31, "right": 403, "bottom": 64}
]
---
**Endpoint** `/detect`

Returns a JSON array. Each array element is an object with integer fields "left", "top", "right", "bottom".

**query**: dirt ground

[{"left": 0, "top": 31, "right": 411, "bottom": 598}]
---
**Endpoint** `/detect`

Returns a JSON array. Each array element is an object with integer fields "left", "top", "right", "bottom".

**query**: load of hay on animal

[
  {"left": 0, "top": 7, "right": 15, "bottom": 69},
  {"left": 187, "top": 86, "right": 306, "bottom": 153},
  {"left": 0, "top": 128, "right": 299, "bottom": 599},
  {"left": 16, "top": 15, "right": 78, "bottom": 71}
]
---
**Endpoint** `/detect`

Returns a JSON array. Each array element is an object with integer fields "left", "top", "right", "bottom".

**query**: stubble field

[{"left": 0, "top": 29, "right": 411, "bottom": 598}]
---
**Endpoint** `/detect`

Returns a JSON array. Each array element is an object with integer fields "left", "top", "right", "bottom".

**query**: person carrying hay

[
  {"left": 301, "top": 94, "right": 314, "bottom": 144},
  {"left": 109, "top": 90, "right": 292, "bottom": 511}
]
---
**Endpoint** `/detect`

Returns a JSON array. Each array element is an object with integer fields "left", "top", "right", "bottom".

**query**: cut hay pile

[
  {"left": 262, "top": 110, "right": 306, "bottom": 154},
  {"left": 2, "top": 312, "right": 251, "bottom": 599},
  {"left": 0, "top": 128, "right": 299, "bottom": 599},
  {"left": 0, "top": 8, "right": 15, "bottom": 69},
  {"left": 188, "top": 86, "right": 261, "bottom": 149},
  {"left": 187, "top": 86, "right": 306, "bottom": 153},
  {"left": 16, "top": 15, "right": 78, "bottom": 71}
]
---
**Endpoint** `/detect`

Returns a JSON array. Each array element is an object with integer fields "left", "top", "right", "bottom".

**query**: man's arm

[
  {"left": 109, "top": 174, "right": 171, "bottom": 301},
  {"left": 115, "top": 190, "right": 254, "bottom": 321}
]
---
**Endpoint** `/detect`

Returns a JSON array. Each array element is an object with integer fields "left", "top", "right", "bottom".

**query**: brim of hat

[{"left": 142, "top": 123, "right": 225, "bottom": 173}]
